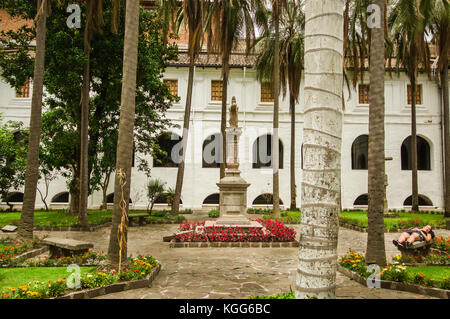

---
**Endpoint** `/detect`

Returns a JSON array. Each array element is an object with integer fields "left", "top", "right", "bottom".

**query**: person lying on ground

[{"left": 392, "top": 225, "right": 435, "bottom": 248}]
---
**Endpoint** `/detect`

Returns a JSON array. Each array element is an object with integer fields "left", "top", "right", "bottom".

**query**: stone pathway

[{"left": 35, "top": 224, "right": 450, "bottom": 299}]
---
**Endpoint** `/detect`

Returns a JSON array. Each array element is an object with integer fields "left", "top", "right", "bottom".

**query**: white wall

[{"left": 0, "top": 67, "right": 447, "bottom": 210}]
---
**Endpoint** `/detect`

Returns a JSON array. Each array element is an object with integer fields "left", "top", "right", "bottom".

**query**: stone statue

[{"left": 229, "top": 96, "right": 238, "bottom": 128}]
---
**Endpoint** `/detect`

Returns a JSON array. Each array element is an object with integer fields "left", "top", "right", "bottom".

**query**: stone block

[{"left": 1, "top": 225, "right": 17, "bottom": 232}]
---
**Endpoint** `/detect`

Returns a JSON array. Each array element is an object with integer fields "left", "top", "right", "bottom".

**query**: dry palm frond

[{"left": 116, "top": 168, "right": 129, "bottom": 274}]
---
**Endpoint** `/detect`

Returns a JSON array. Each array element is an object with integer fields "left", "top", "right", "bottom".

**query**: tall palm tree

[
  {"left": 205, "top": 0, "right": 256, "bottom": 180},
  {"left": 254, "top": 0, "right": 304, "bottom": 211},
  {"left": 79, "top": 0, "right": 105, "bottom": 227},
  {"left": 171, "top": 0, "right": 208, "bottom": 215},
  {"left": 106, "top": 0, "right": 140, "bottom": 268},
  {"left": 389, "top": 0, "right": 434, "bottom": 213},
  {"left": 295, "top": 0, "right": 343, "bottom": 299},
  {"left": 431, "top": 0, "right": 449, "bottom": 227},
  {"left": 17, "top": 0, "right": 49, "bottom": 241},
  {"left": 271, "top": 0, "right": 281, "bottom": 218},
  {"left": 365, "top": 0, "right": 387, "bottom": 267}
]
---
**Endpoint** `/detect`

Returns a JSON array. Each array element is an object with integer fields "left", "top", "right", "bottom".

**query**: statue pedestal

[{"left": 211, "top": 169, "right": 253, "bottom": 227}]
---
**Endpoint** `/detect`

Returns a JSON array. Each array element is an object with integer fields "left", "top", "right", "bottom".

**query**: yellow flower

[{"left": 352, "top": 264, "right": 357, "bottom": 267}]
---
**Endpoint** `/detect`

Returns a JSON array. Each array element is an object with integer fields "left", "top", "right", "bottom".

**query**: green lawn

[
  {"left": 0, "top": 266, "right": 97, "bottom": 289},
  {"left": 260, "top": 210, "right": 301, "bottom": 223},
  {"left": 0, "top": 210, "right": 184, "bottom": 227},
  {"left": 340, "top": 211, "right": 445, "bottom": 229},
  {"left": 405, "top": 266, "right": 450, "bottom": 281}
]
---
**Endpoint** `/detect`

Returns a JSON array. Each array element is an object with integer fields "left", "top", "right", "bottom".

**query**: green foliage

[
  {"left": 0, "top": 117, "right": 28, "bottom": 203},
  {"left": 0, "top": 3, "right": 178, "bottom": 198},
  {"left": 208, "top": 209, "right": 220, "bottom": 218},
  {"left": 146, "top": 178, "right": 166, "bottom": 213},
  {"left": 0, "top": 255, "right": 159, "bottom": 299}
]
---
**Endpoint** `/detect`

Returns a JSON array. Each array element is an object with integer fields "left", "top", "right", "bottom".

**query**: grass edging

[
  {"left": 339, "top": 222, "right": 446, "bottom": 233},
  {"left": 337, "top": 264, "right": 450, "bottom": 299},
  {"left": 169, "top": 240, "right": 299, "bottom": 248},
  {"left": 54, "top": 264, "right": 161, "bottom": 299}
]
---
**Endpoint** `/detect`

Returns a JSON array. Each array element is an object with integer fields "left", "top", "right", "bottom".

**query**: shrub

[
  {"left": 438, "top": 277, "right": 450, "bottom": 290},
  {"left": 208, "top": 210, "right": 219, "bottom": 218},
  {"left": 151, "top": 210, "right": 168, "bottom": 217}
]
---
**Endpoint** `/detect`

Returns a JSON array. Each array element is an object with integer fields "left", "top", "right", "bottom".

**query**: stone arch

[
  {"left": 51, "top": 192, "right": 69, "bottom": 203},
  {"left": 351, "top": 135, "right": 368, "bottom": 169}
]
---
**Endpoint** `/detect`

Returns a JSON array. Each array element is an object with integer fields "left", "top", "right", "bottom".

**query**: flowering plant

[
  {"left": 339, "top": 250, "right": 368, "bottom": 278},
  {"left": 0, "top": 255, "right": 160, "bottom": 299},
  {"left": 0, "top": 236, "right": 46, "bottom": 266},
  {"left": 173, "top": 218, "right": 296, "bottom": 242},
  {"left": 433, "top": 236, "right": 450, "bottom": 253}
]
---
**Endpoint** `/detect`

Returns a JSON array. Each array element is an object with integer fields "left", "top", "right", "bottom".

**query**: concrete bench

[
  {"left": 43, "top": 237, "right": 94, "bottom": 259},
  {"left": 128, "top": 213, "right": 148, "bottom": 226},
  {"left": 397, "top": 240, "right": 432, "bottom": 258}
]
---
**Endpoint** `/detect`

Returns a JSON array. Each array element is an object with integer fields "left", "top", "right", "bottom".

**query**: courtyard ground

[{"left": 30, "top": 217, "right": 450, "bottom": 299}]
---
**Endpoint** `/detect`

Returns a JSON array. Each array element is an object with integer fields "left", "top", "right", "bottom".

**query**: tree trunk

[
  {"left": 411, "top": 75, "right": 419, "bottom": 213},
  {"left": 296, "top": 0, "right": 343, "bottom": 299},
  {"left": 272, "top": 0, "right": 280, "bottom": 218},
  {"left": 442, "top": 61, "right": 449, "bottom": 227},
  {"left": 365, "top": 0, "right": 386, "bottom": 266},
  {"left": 79, "top": 47, "right": 90, "bottom": 227},
  {"left": 106, "top": 0, "right": 140, "bottom": 269},
  {"left": 18, "top": 0, "right": 47, "bottom": 241},
  {"left": 101, "top": 172, "right": 111, "bottom": 210},
  {"left": 172, "top": 60, "right": 195, "bottom": 215},
  {"left": 220, "top": 61, "right": 229, "bottom": 179},
  {"left": 69, "top": 177, "right": 80, "bottom": 216},
  {"left": 290, "top": 94, "right": 297, "bottom": 211}
]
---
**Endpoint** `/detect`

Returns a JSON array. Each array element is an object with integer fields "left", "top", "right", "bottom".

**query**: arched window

[
  {"left": 106, "top": 193, "right": 132, "bottom": 204},
  {"left": 403, "top": 195, "right": 433, "bottom": 206},
  {"left": 351, "top": 135, "right": 368, "bottom": 169},
  {"left": 353, "top": 194, "right": 368, "bottom": 206},
  {"left": 252, "top": 194, "right": 284, "bottom": 205},
  {"left": 202, "top": 133, "right": 222, "bottom": 168},
  {"left": 153, "top": 132, "right": 182, "bottom": 167},
  {"left": 203, "top": 193, "right": 220, "bottom": 205},
  {"left": 51, "top": 192, "right": 69, "bottom": 203},
  {"left": 5, "top": 192, "right": 24, "bottom": 203},
  {"left": 252, "top": 134, "right": 283, "bottom": 169},
  {"left": 401, "top": 136, "right": 431, "bottom": 170}
]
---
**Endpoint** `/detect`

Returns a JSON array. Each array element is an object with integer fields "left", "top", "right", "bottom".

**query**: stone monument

[{"left": 204, "top": 97, "right": 261, "bottom": 229}]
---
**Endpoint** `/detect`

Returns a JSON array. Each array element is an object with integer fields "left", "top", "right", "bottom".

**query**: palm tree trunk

[
  {"left": 365, "top": 0, "right": 386, "bottom": 266},
  {"left": 172, "top": 60, "right": 195, "bottom": 215},
  {"left": 220, "top": 60, "right": 229, "bottom": 179},
  {"left": 442, "top": 61, "right": 449, "bottom": 227},
  {"left": 411, "top": 75, "right": 419, "bottom": 213},
  {"left": 79, "top": 48, "right": 90, "bottom": 227},
  {"left": 106, "top": 0, "right": 140, "bottom": 268},
  {"left": 272, "top": 0, "right": 280, "bottom": 218},
  {"left": 290, "top": 94, "right": 296, "bottom": 210},
  {"left": 69, "top": 174, "right": 80, "bottom": 215},
  {"left": 296, "top": 0, "right": 343, "bottom": 299},
  {"left": 17, "top": 0, "right": 47, "bottom": 241}
]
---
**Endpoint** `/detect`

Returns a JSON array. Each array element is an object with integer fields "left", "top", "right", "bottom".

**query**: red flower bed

[{"left": 173, "top": 218, "right": 296, "bottom": 242}]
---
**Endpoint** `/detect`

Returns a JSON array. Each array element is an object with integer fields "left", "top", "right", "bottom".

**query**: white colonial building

[{"left": 1, "top": 46, "right": 448, "bottom": 211}]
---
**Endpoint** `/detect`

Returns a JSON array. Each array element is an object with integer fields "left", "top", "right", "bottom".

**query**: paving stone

[{"left": 32, "top": 224, "right": 449, "bottom": 299}]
